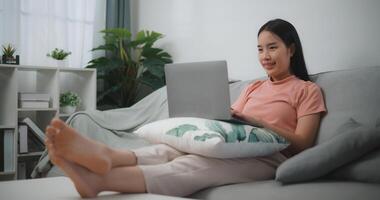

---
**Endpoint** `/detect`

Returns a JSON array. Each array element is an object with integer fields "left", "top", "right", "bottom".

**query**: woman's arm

[
  {"left": 264, "top": 114, "right": 321, "bottom": 155},
  {"left": 232, "top": 109, "right": 322, "bottom": 155}
]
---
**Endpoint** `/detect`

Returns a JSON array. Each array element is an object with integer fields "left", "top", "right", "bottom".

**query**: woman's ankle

[{"left": 110, "top": 149, "right": 137, "bottom": 168}]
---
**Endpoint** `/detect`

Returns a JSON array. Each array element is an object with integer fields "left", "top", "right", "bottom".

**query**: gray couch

[
  {"left": 41, "top": 66, "right": 380, "bottom": 199},
  {"left": 189, "top": 66, "right": 380, "bottom": 200}
]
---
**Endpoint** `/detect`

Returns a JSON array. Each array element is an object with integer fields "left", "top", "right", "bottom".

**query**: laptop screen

[{"left": 165, "top": 60, "right": 231, "bottom": 120}]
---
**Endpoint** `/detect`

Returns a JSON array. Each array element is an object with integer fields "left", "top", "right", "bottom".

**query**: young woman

[{"left": 45, "top": 19, "right": 326, "bottom": 198}]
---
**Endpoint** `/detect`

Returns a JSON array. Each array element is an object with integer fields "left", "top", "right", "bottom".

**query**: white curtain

[{"left": 0, "top": 0, "right": 106, "bottom": 68}]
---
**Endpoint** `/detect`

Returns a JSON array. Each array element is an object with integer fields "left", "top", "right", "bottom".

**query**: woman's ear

[{"left": 289, "top": 43, "right": 296, "bottom": 57}]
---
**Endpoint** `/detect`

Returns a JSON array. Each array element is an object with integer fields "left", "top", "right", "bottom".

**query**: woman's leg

[
  {"left": 46, "top": 145, "right": 285, "bottom": 198},
  {"left": 46, "top": 118, "right": 138, "bottom": 174},
  {"left": 133, "top": 144, "right": 186, "bottom": 165},
  {"left": 46, "top": 126, "right": 286, "bottom": 198},
  {"left": 139, "top": 153, "right": 287, "bottom": 197},
  {"left": 46, "top": 139, "right": 146, "bottom": 198},
  {"left": 45, "top": 118, "right": 185, "bottom": 174}
]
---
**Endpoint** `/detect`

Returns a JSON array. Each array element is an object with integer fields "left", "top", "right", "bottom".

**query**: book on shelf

[
  {"left": 27, "top": 131, "right": 44, "bottom": 153},
  {"left": 20, "top": 101, "right": 50, "bottom": 109},
  {"left": 27, "top": 159, "right": 39, "bottom": 179},
  {"left": 17, "top": 161, "right": 26, "bottom": 179},
  {"left": 0, "top": 130, "right": 4, "bottom": 171},
  {"left": 18, "top": 123, "right": 45, "bottom": 154},
  {"left": 18, "top": 125, "right": 28, "bottom": 154},
  {"left": 3, "top": 129, "right": 15, "bottom": 172},
  {"left": 19, "top": 92, "right": 50, "bottom": 101},
  {"left": 22, "top": 117, "right": 46, "bottom": 143},
  {"left": 17, "top": 158, "right": 39, "bottom": 179}
]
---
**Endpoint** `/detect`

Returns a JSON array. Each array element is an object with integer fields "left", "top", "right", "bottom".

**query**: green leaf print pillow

[{"left": 135, "top": 117, "right": 289, "bottom": 158}]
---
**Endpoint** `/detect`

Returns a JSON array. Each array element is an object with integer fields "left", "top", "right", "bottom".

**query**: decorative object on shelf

[
  {"left": 19, "top": 92, "right": 50, "bottom": 109},
  {"left": 87, "top": 28, "right": 172, "bottom": 109},
  {"left": 59, "top": 91, "right": 81, "bottom": 114},
  {"left": 47, "top": 48, "right": 71, "bottom": 67},
  {"left": 2, "top": 43, "right": 19, "bottom": 65}
]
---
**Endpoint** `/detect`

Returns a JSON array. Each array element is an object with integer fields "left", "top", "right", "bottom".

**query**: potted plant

[
  {"left": 86, "top": 28, "right": 172, "bottom": 109},
  {"left": 47, "top": 48, "right": 71, "bottom": 67},
  {"left": 2, "top": 44, "right": 19, "bottom": 65},
  {"left": 59, "top": 91, "right": 81, "bottom": 114}
]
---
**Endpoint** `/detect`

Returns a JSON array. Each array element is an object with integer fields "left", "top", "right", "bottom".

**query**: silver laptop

[{"left": 165, "top": 60, "right": 262, "bottom": 127}]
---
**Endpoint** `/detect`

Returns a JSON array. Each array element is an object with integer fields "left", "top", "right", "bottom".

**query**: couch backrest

[{"left": 312, "top": 66, "right": 380, "bottom": 144}]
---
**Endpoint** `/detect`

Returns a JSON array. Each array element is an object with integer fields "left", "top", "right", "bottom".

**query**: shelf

[
  {"left": 59, "top": 68, "right": 96, "bottom": 72},
  {"left": 1, "top": 64, "right": 96, "bottom": 180},
  {"left": 15, "top": 65, "right": 57, "bottom": 71},
  {"left": 18, "top": 108, "right": 58, "bottom": 112},
  {"left": 18, "top": 152, "right": 44, "bottom": 158},
  {"left": 0, "top": 66, "right": 17, "bottom": 125},
  {"left": 59, "top": 113, "right": 71, "bottom": 117},
  {"left": 59, "top": 70, "right": 96, "bottom": 111},
  {"left": 0, "top": 64, "right": 17, "bottom": 68},
  {"left": 0, "top": 171, "right": 16, "bottom": 175},
  {"left": 0, "top": 125, "right": 16, "bottom": 129}
]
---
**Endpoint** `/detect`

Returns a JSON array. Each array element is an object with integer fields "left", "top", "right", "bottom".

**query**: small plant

[
  {"left": 47, "top": 48, "right": 71, "bottom": 60},
  {"left": 2, "top": 44, "right": 16, "bottom": 58},
  {"left": 60, "top": 91, "right": 81, "bottom": 107},
  {"left": 2, "top": 43, "right": 19, "bottom": 65}
]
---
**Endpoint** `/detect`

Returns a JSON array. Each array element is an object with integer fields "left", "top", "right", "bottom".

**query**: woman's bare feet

[
  {"left": 45, "top": 118, "right": 112, "bottom": 175},
  {"left": 46, "top": 138, "right": 103, "bottom": 198}
]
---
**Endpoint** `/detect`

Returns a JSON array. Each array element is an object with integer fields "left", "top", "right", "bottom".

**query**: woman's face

[{"left": 257, "top": 30, "right": 294, "bottom": 81}]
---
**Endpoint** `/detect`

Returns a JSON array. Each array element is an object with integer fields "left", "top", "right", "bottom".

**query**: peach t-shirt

[{"left": 231, "top": 75, "right": 326, "bottom": 133}]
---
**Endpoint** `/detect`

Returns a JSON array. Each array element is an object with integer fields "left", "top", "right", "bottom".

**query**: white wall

[{"left": 131, "top": 0, "right": 380, "bottom": 81}]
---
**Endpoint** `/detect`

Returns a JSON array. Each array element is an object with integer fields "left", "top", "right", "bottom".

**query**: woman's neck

[{"left": 270, "top": 73, "right": 293, "bottom": 82}]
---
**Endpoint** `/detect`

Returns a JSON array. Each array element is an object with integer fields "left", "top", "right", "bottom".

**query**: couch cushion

[
  {"left": 0, "top": 177, "right": 193, "bottom": 200},
  {"left": 135, "top": 117, "right": 289, "bottom": 158},
  {"left": 275, "top": 118, "right": 380, "bottom": 184},
  {"left": 330, "top": 148, "right": 380, "bottom": 183},
  {"left": 311, "top": 66, "right": 380, "bottom": 144},
  {"left": 190, "top": 180, "right": 380, "bottom": 200}
]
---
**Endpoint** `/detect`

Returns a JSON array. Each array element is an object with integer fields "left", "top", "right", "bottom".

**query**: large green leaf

[
  {"left": 139, "top": 73, "right": 165, "bottom": 90},
  {"left": 142, "top": 47, "right": 171, "bottom": 59},
  {"left": 230, "top": 124, "right": 246, "bottom": 142},
  {"left": 166, "top": 124, "right": 199, "bottom": 137},
  {"left": 142, "top": 59, "right": 165, "bottom": 78},
  {"left": 97, "top": 82, "right": 123, "bottom": 102},
  {"left": 101, "top": 28, "right": 132, "bottom": 40},
  {"left": 88, "top": 58, "right": 124, "bottom": 75},
  {"left": 91, "top": 44, "right": 118, "bottom": 52},
  {"left": 135, "top": 30, "right": 163, "bottom": 46},
  {"left": 194, "top": 133, "right": 222, "bottom": 141}
]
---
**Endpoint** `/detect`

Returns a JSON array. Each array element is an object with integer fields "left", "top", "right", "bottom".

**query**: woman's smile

[{"left": 262, "top": 61, "right": 276, "bottom": 69}]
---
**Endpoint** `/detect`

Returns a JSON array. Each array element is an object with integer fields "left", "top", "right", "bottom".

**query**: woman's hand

[
  {"left": 231, "top": 108, "right": 250, "bottom": 121},
  {"left": 231, "top": 108, "right": 244, "bottom": 119},
  {"left": 231, "top": 108, "right": 264, "bottom": 127}
]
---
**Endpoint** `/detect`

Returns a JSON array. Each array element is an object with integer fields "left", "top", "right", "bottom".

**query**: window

[{"left": 0, "top": 0, "right": 106, "bottom": 68}]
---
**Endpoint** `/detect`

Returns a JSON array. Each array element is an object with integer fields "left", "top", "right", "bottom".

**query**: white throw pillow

[{"left": 135, "top": 117, "right": 289, "bottom": 158}]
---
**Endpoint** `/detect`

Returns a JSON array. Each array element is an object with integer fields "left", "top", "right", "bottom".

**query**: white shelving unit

[{"left": 0, "top": 64, "right": 96, "bottom": 181}]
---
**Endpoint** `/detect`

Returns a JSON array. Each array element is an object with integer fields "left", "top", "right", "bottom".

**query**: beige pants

[{"left": 133, "top": 144, "right": 287, "bottom": 197}]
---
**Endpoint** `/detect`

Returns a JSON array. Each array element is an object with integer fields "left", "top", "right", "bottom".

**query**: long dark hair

[{"left": 258, "top": 19, "right": 310, "bottom": 81}]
